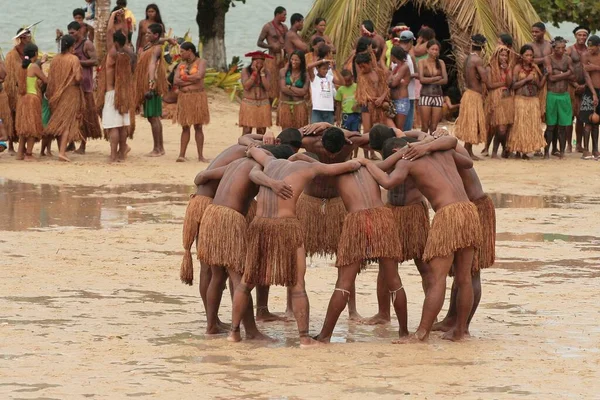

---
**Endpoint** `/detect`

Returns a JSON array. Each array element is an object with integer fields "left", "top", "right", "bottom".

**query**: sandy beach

[{"left": 1, "top": 89, "right": 599, "bottom": 399}]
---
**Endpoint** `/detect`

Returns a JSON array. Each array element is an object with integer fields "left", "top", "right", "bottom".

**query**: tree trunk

[
  {"left": 95, "top": 0, "right": 111, "bottom": 61},
  {"left": 197, "top": 0, "right": 230, "bottom": 71}
]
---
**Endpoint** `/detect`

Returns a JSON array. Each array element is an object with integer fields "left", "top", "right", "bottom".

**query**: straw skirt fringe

[
  {"left": 82, "top": 91, "right": 103, "bottom": 139},
  {"left": 336, "top": 206, "right": 403, "bottom": 268},
  {"left": 455, "top": 89, "right": 487, "bottom": 144},
  {"left": 44, "top": 86, "right": 84, "bottom": 142},
  {"left": 277, "top": 101, "right": 308, "bottom": 129},
  {"left": 179, "top": 194, "right": 213, "bottom": 285},
  {"left": 198, "top": 204, "right": 248, "bottom": 274},
  {"left": 486, "top": 89, "right": 514, "bottom": 127},
  {"left": 0, "top": 91, "right": 14, "bottom": 140},
  {"left": 386, "top": 201, "right": 430, "bottom": 262},
  {"left": 174, "top": 91, "right": 210, "bottom": 126},
  {"left": 297, "top": 193, "right": 347, "bottom": 257},
  {"left": 507, "top": 95, "right": 546, "bottom": 153},
  {"left": 243, "top": 217, "right": 304, "bottom": 287},
  {"left": 473, "top": 194, "right": 496, "bottom": 273},
  {"left": 15, "top": 94, "right": 44, "bottom": 139},
  {"left": 422, "top": 202, "right": 482, "bottom": 262},
  {"left": 239, "top": 98, "right": 272, "bottom": 128}
]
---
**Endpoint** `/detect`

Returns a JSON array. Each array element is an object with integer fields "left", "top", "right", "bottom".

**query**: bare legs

[
  {"left": 420, "top": 106, "right": 442, "bottom": 134},
  {"left": 178, "top": 124, "right": 209, "bottom": 162},
  {"left": 255, "top": 285, "right": 287, "bottom": 322},
  {"left": 16, "top": 137, "right": 35, "bottom": 161},
  {"left": 147, "top": 116, "right": 164, "bottom": 157},
  {"left": 545, "top": 125, "right": 567, "bottom": 159},
  {"left": 441, "top": 248, "right": 475, "bottom": 341},
  {"left": 58, "top": 133, "right": 71, "bottom": 162},
  {"left": 363, "top": 268, "right": 391, "bottom": 325},
  {"left": 491, "top": 125, "right": 508, "bottom": 159},
  {"left": 464, "top": 143, "right": 480, "bottom": 161},
  {"left": 108, "top": 127, "right": 129, "bottom": 162},
  {"left": 40, "top": 137, "right": 54, "bottom": 157}
]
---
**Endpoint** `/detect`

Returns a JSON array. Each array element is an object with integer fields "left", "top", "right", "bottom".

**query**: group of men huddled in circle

[
  {"left": 0, "top": 2, "right": 210, "bottom": 163},
  {"left": 180, "top": 120, "right": 496, "bottom": 346},
  {"left": 237, "top": 7, "right": 600, "bottom": 161}
]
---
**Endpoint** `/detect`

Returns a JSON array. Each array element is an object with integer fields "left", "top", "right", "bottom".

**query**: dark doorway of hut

[{"left": 391, "top": 2, "right": 457, "bottom": 90}]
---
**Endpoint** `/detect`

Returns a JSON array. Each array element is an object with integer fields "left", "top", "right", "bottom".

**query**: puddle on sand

[
  {"left": 0, "top": 178, "right": 194, "bottom": 231},
  {"left": 488, "top": 193, "right": 599, "bottom": 209},
  {"left": 497, "top": 232, "right": 600, "bottom": 243}
]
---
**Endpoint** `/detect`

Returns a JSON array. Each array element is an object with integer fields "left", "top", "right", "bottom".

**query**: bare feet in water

[
  {"left": 227, "top": 329, "right": 242, "bottom": 343},
  {"left": 348, "top": 310, "right": 363, "bottom": 322},
  {"left": 432, "top": 318, "right": 455, "bottom": 332},
  {"left": 361, "top": 312, "right": 391, "bottom": 325},
  {"left": 442, "top": 327, "right": 466, "bottom": 342},
  {"left": 205, "top": 324, "right": 229, "bottom": 335},
  {"left": 217, "top": 320, "right": 231, "bottom": 331},
  {"left": 246, "top": 331, "right": 276, "bottom": 342}
]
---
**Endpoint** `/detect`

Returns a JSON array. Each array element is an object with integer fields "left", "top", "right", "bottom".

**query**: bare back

[
  {"left": 402, "top": 151, "right": 470, "bottom": 210},
  {"left": 196, "top": 145, "right": 247, "bottom": 196},
  {"left": 387, "top": 177, "right": 426, "bottom": 207},
  {"left": 464, "top": 53, "right": 484, "bottom": 93},
  {"left": 256, "top": 159, "right": 317, "bottom": 218},
  {"left": 336, "top": 167, "right": 384, "bottom": 212},
  {"left": 212, "top": 158, "right": 261, "bottom": 214}
]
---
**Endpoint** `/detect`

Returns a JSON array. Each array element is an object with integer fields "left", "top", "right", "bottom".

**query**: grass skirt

[
  {"left": 174, "top": 91, "right": 210, "bottom": 126},
  {"left": 180, "top": 194, "right": 213, "bottom": 285},
  {"left": 486, "top": 89, "right": 514, "bottom": 127},
  {"left": 44, "top": 86, "right": 84, "bottom": 141},
  {"left": 422, "top": 202, "right": 482, "bottom": 262},
  {"left": 198, "top": 204, "right": 248, "bottom": 274},
  {"left": 243, "top": 217, "right": 304, "bottom": 287},
  {"left": 473, "top": 195, "right": 496, "bottom": 273},
  {"left": 297, "top": 193, "right": 347, "bottom": 257},
  {"left": 16, "top": 94, "right": 44, "bottom": 139},
  {"left": 277, "top": 100, "right": 308, "bottom": 129},
  {"left": 455, "top": 89, "right": 487, "bottom": 144},
  {"left": 507, "top": 95, "right": 545, "bottom": 153},
  {"left": 239, "top": 98, "right": 272, "bottom": 128},
  {"left": 386, "top": 201, "right": 430, "bottom": 262},
  {"left": 82, "top": 91, "right": 103, "bottom": 140},
  {"left": 246, "top": 199, "right": 257, "bottom": 224},
  {"left": 336, "top": 206, "right": 403, "bottom": 268},
  {"left": 0, "top": 91, "right": 14, "bottom": 140}
]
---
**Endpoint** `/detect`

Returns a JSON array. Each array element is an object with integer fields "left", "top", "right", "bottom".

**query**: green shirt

[{"left": 335, "top": 83, "right": 358, "bottom": 114}]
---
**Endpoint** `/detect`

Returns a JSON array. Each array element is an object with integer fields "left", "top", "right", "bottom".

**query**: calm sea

[{"left": 0, "top": 0, "right": 577, "bottom": 61}]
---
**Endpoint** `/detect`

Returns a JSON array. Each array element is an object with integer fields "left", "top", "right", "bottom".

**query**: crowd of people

[{"left": 0, "top": 2, "right": 210, "bottom": 163}]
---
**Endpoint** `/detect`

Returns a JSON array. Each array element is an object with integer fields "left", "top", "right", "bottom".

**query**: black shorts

[{"left": 579, "top": 87, "right": 600, "bottom": 124}]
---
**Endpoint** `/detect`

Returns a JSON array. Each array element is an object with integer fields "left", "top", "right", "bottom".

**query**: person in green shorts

[
  {"left": 135, "top": 23, "right": 167, "bottom": 156},
  {"left": 544, "top": 37, "right": 573, "bottom": 159}
]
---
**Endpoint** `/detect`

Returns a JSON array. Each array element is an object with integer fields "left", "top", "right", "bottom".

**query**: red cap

[{"left": 245, "top": 51, "right": 273, "bottom": 60}]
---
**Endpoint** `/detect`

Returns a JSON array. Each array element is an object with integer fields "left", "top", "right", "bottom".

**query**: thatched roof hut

[{"left": 303, "top": 0, "right": 542, "bottom": 87}]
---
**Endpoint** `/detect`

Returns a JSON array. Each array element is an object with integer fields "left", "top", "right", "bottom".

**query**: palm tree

[
  {"left": 197, "top": 0, "right": 245, "bottom": 70},
  {"left": 95, "top": 0, "right": 111, "bottom": 61},
  {"left": 302, "top": 0, "right": 542, "bottom": 84}
]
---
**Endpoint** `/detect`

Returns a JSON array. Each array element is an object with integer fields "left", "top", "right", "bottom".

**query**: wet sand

[{"left": 1, "top": 89, "right": 600, "bottom": 399}]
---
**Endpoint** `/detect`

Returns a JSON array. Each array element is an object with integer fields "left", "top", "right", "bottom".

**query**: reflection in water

[
  {"left": 497, "top": 232, "right": 600, "bottom": 243},
  {"left": 0, "top": 178, "right": 194, "bottom": 231},
  {"left": 488, "top": 192, "right": 598, "bottom": 209}
]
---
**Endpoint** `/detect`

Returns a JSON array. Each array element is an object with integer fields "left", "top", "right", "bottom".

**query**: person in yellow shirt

[{"left": 117, "top": 0, "right": 136, "bottom": 42}]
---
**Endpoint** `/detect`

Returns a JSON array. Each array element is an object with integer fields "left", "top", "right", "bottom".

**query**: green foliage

[{"left": 530, "top": 0, "right": 600, "bottom": 30}]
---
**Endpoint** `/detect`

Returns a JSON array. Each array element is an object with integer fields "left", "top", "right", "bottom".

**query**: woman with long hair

[
  {"left": 15, "top": 43, "right": 48, "bottom": 160},
  {"left": 44, "top": 35, "right": 84, "bottom": 162},
  {"left": 310, "top": 18, "right": 336, "bottom": 54},
  {"left": 507, "top": 44, "right": 547, "bottom": 159},
  {"left": 277, "top": 50, "right": 309, "bottom": 129},
  {"left": 417, "top": 39, "right": 447, "bottom": 133},
  {"left": 485, "top": 45, "right": 514, "bottom": 158},
  {"left": 136, "top": 4, "right": 165, "bottom": 53}
]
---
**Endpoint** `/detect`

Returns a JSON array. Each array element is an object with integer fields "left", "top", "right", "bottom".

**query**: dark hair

[
  {"left": 356, "top": 36, "right": 372, "bottom": 53},
  {"left": 21, "top": 43, "right": 38, "bottom": 69},
  {"left": 322, "top": 127, "right": 346, "bottom": 154},
  {"left": 588, "top": 35, "right": 600, "bottom": 46},
  {"left": 355, "top": 52, "right": 371, "bottom": 65},
  {"left": 180, "top": 42, "right": 198, "bottom": 56},
  {"left": 369, "top": 124, "right": 395, "bottom": 150},
  {"left": 113, "top": 31, "right": 127, "bottom": 47},
  {"left": 274, "top": 6, "right": 286, "bottom": 16},
  {"left": 277, "top": 128, "right": 302, "bottom": 149},
  {"left": 67, "top": 21, "right": 82, "bottom": 32},
  {"left": 315, "top": 18, "right": 326, "bottom": 26},
  {"left": 418, "top": 27, "right": 436, "bottom": 41},
  {"left": 427, "top": 39, "right": 442, "bottom": 69},
  {"left": 262, "top": 144, "right": 295, "bottom": 159},
  {"left": 520, "top": 44, "right": 534, "bottom": 56},
  {"left": 532, "top": 22, "right": 546, "bottom": 31},
  {"left": 317, "top": 44, "right": 330, "bottom": 59},
  {"left": 471, "top": 33, "right": 487, "bottom": 50},
  {"left": 116, "top": 0, "right": 127, "bottom": 6},
  {"left": 341, "top": 69, "right": 353, "bottom": 78},
  {"left": 391, "top": 46, "right": 407, "bottom": 62},
  {"left": 499, "top": 33, "right": 513, "bottom": 47},
  {"left": 382, "top": 137, "right": 417, "bottom": 159},
  {"left": 148, "top": 23, "right": 163, "bottom": 36},
  {"left": 362, "top": 20, "right": 375, "bottom": 33},
  {"left": 552, "top": 36, "right": 567, "bottom": 47},
  {"left": 60, "top": 35, "right": 76, "bottom": 53},
  {"left": 287, "top": 50, "right": 307, "bottom": 84},
  {"left": 291, "top": 13, "right": 304, "bottom": 26},
  {"left": 312, "top": 37, "right": 325, "bottom": 48},
  {"left": 146, "top": 4, "right": 164, "bottom": 27},
  {"left": 73, "top": 8, "right": 86, "bottom": 18},
  {"left": 303, "top": 152, "right": 320, "bottom": 161}
]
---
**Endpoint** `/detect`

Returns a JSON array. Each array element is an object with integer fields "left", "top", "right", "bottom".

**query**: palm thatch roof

[{"left": 303, "top": 0, "right": 542, "bottom": 86}]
